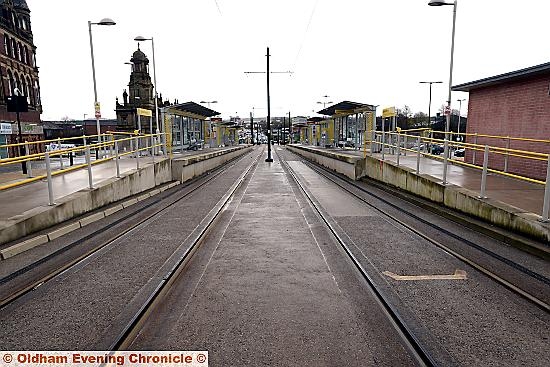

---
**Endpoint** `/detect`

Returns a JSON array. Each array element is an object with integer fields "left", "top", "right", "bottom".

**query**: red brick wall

[{"left": 465, "top": 73, "right": 550, "bottom": 180}]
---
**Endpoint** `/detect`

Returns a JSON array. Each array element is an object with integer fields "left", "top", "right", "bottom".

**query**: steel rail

[
  {"left": 290, "top": 150, "right": 550, "bottom": 313},
  {"left": 109, "top": 147, "right": 264, "bottom": 350},
  {"left": 0, "top": 147, "right": 257, "bottom": 309},
  {"left": 279, "top": 150, "right": 436, "bottom": 367}
]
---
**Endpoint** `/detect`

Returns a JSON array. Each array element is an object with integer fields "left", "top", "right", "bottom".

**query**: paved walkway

[
  {"left": 0, "top": 147, "right": 235, "bottom": 221},
  {"left": 294, "top": 145, "right": 545, "bottom": 216}
]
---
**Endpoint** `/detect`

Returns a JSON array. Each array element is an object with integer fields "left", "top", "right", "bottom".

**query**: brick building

[
  {"left": 0, "top": 0, "right": 42, "bottom": 151},
  {"left": 452, "top": 62, "right": 550, "bottom": 180}
]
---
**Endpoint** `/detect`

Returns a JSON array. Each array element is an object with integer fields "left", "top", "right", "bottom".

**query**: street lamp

[
  {"left": 419, "top": 81, "right": 443, "bottom": 128},
  {"left": 317, "top": 95, "right": 333, "bottom": 109},
  {"left": 200, "top": 100, "right": 218, "bottom": 109},
  {"left": 457, "top": 98, "right": 466, "bottom": 140},
  {"left": 134, "top": 36, "right": 159, "bottom": 135},
  {"left": 428, "top": 0, "right": 457, "bottom": 184},
  {"left": 88, "top": 18, "right": 116, "bottom": 150}
]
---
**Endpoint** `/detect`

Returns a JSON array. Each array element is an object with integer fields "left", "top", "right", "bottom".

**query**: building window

[
  {"left": 26, "top": 77, "right": 32, "bottom": 104},
  {"left": 34, "top": 80, "right": 40, "bottom": 105},
  {"left": 23, "top": 46, "right": 28, "bottom": 64},
  {"left": 7, "top": 70, "right": 13, "bottom": 95},
  {"left": 3, "top": 35, "right": 8, "bottom": 55},
  {"left": 16, "top": 42, "right": 21, "bottom": 61},
  {"left": 11, "top": 39, "right": 15, "bottom": 58}
]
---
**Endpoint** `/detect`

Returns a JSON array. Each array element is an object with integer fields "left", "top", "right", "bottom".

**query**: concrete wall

[
  {"left": 289, "top": 145, "right": 550, "bottom": 243},
  {"left": 172, "top": 146, "right": 252, "bottom": 183},
  {"left": 287, "top": 145, "right": 363, "bottom": 180},
  {"left": 0, "top": 146, "right": 252, "bottom": 246}
]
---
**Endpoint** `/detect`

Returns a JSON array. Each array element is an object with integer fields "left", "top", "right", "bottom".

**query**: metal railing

[
  {"left": 364, "top": 129, "right": 550, "bottom": 221},
  {"left": 0, "top": 132, "right": 168, "bottom": 206}
]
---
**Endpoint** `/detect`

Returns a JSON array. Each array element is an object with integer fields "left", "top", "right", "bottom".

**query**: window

[
  {"left": 7, "top": 70, "right": 13, "bottom": 95},
  {"left": 3, "top": 35, "right": 8, "bottom": 55},
  {"left": 26, "top": 77, "right": 32, "bottom": 104},
  {"left": 11, "top": 39, "right": 15, "bottom": 58},
  {"left": 16, "top": 42, "right": 21, "bottom": 61},
  {"left": 24, "top": 46, "right": 28, "bottom": 64}
]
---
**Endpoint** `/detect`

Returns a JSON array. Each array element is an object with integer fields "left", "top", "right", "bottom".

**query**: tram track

[
  {"left": 278, "top": 148, "right": 437, "bottom": 367},
  {"left": 109, "top": 146, "right": 263, "bottom": 350},
  {"left": 0, "top": 147, "right": 258, "bottom": 310},
  {"left": 283, "top": 148, "right": 550, "bottom": 313}
]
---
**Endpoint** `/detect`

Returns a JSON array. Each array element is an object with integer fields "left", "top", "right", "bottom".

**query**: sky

[{"left": 27, "top": 0, "right": 550, "bottom": 121}]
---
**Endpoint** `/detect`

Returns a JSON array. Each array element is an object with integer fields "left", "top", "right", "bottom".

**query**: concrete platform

[
  {"left": 288, "top": 144, "right": 550, "bottom": 243},
  {"left": 0, "top": 145, "right": 252, "bottom": 248}
]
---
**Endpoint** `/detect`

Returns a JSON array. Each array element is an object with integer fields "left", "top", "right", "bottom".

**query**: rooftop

[{"left": 452, "top": 61, "right": 550, "bottom": 92}]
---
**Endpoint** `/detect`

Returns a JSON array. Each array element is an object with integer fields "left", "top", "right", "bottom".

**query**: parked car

[
  {"left": 429, "top": 144, "right": 445, "bottom": 155},
  {"left": 454, "top": 148, "right": 465, "bottom": 157}
]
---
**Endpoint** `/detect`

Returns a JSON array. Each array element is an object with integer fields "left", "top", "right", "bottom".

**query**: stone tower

[{"left": 115, "top": 45, "right": 159, "bottom": 132}]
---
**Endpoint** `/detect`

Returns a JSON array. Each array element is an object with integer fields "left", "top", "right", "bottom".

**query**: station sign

[
  {"left": 382, "top": 107, "right": 396, "bottom": 118},
  {"left": 94, "top": 102, "right": 101, "bottom": 118},
  {"left": 0, "top": 122, "right": 12, "bottom": 134},
  {"left": 136, "top": 108, "right": 152, "bottom": 117}
]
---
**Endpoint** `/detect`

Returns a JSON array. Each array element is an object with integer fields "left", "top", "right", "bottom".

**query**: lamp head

[
  {"left": 428, "top": 0, "right": 454, "bottom": 5},
  {"left": 13, "top": 87, "right": 20, "bottom": 96},
  {"left": 134, "top": 36, "right": 149, "bottom": 42},
  {"left": 98, "top": 18, "right": 116, "bottom": 26}
]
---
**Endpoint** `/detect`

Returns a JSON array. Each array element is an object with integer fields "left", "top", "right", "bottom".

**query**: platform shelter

[
  {"left": 161, "top": 102, "right": 219, "bottom": 151},
  {"left": 317, "top": 101, "right": 377, "bottom": 149}
]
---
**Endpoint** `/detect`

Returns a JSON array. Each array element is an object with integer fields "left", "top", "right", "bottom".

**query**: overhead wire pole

[{"left": 244, "top": 47, "right": 293, "bottom": 161}]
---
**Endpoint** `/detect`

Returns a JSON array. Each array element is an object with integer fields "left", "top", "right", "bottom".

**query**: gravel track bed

[
  {"left": 279, "top": 150, "right": 549, "bottom": 367},
  {"left": 0, "top": 149, "right": 260, "bottom": 349}
]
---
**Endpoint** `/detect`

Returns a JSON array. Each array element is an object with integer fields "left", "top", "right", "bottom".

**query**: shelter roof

[
  {"left": 317, "top": 101, "right": 376, "bottom": 116},
  {"left": 307, "top": 117, "right": 324, "bottom": 123},
  {"left": 165, "top": 102, "right": 220, "bottom": 119},
  {"left": 452, "top": 61, "right": 550, "bottom": 92}
]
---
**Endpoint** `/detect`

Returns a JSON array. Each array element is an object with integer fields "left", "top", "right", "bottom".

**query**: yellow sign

[
  {"left": 382, "top": 107, "right": 396, "bottom": 118},
  {"left": 136, "top": 108, "right": 152, "bottom": 117},
  {"left": 94, "top": 102, "right": 101, "bottom": 118}
]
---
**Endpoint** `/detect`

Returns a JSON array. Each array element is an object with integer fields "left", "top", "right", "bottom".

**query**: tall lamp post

[
  {"left": 317, "top": 95, "right": 333, "bottom": 110},
  {"left": 428, "top": 0, "right": 458, "bottom": 184},
  {"left": 88, "top": 18, "right": 116, "bottom": 152},
  {"left": 134, "top": 36, "right": 159, "bottom": 135},
  {"left": 419, "top": 81, "right": 442, "bottom": 129},
  {"left": 457, "top": 98, "right": 466, "bottom": 140}
]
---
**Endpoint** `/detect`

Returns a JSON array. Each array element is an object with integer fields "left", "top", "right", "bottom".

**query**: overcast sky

[{"left": 27, "top": 0, "right": 549, "bottom": 121}]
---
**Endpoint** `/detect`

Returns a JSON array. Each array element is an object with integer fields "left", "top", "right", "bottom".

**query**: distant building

[
  {"left": 0, "top": 0, "right": 41, "bottom": 128},
  {"left": 453, "top": 62, "right": 550, "bottom": 180},
  {"left": 115, "top": 46, "right": 168, "bottom": 133}
]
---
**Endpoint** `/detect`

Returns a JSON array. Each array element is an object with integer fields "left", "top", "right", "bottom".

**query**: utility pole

[
  {"left": 265, "top": 47, "right": 273, "bottom": 161},
  {"left": 251, "top": 114, "right": 254, "bottom": 145},
  {"left": 244, "top": 48, "right": 293, "bottom": 159},
  {"left": 288, "top": 111, "right": 291, "bottom": 144}
]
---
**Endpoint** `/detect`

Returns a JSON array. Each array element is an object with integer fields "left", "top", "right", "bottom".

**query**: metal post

[
  {"left": 135, "top": 137, "right": 140, "bottom": 169},
  {"left": 442, "top": 139, "right": 449, "bottom": 184},
  {"left": 504, "top": 136, "right": 510, "bottom": 172},
  {"left": 472, "top": 133, "right": 478, "bottom": 165},
  {"left": 396, "top": 133, "right": 401, "bottom": 166},
  {"left": 541, "top": 154, "right": 550, "bottom": 221},
  {"left": 381, "top": 117, "right": 386, "bottom": 160},
  {"left": 44, "top": 151, "right": 54, "bottom": 206},
  {"left": 114, "top": 140, "right": 120, "bottom": 178},
  {"left": 57, "top": 138, "right": 64, "bottom": 169},
  {"left": 130, "top": 137, "right": 134, "bottom": 158},
  {"left": 404, "top": 134, "right": 408, "bottom": 156},
  {"left": 443, "top": 138, "right": 449, "bottom": 185},
  {"left": 416, "top": 135, "right": 421, "bottom": 175},
  {"left": 85, "top": 146, "right": 93, "bottom": 189},
  {"left": 479, "top": 145, "right": 489, "bottom": 199},
  {"left": 110, "top": 135, "right": 114, "bottom": 157},
  {"left": 265, "top": 47, "right": 273, "bottom": 162},
  {"left": 24, "top": 142, "right": 32, "bottom": 177},
  {"left": 163, "top": 132, "right": 168, "bottom": 158},
  {"left": 88, "top": 21, "right": 103, "bottom": 159}
]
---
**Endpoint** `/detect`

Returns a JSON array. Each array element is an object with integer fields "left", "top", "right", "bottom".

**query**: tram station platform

[
  {"left": 287, "top": 144, "right": 550, "bottom": 243},
  {"left": 0, "top": 145, "right": 251, "bottom": 250}
]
